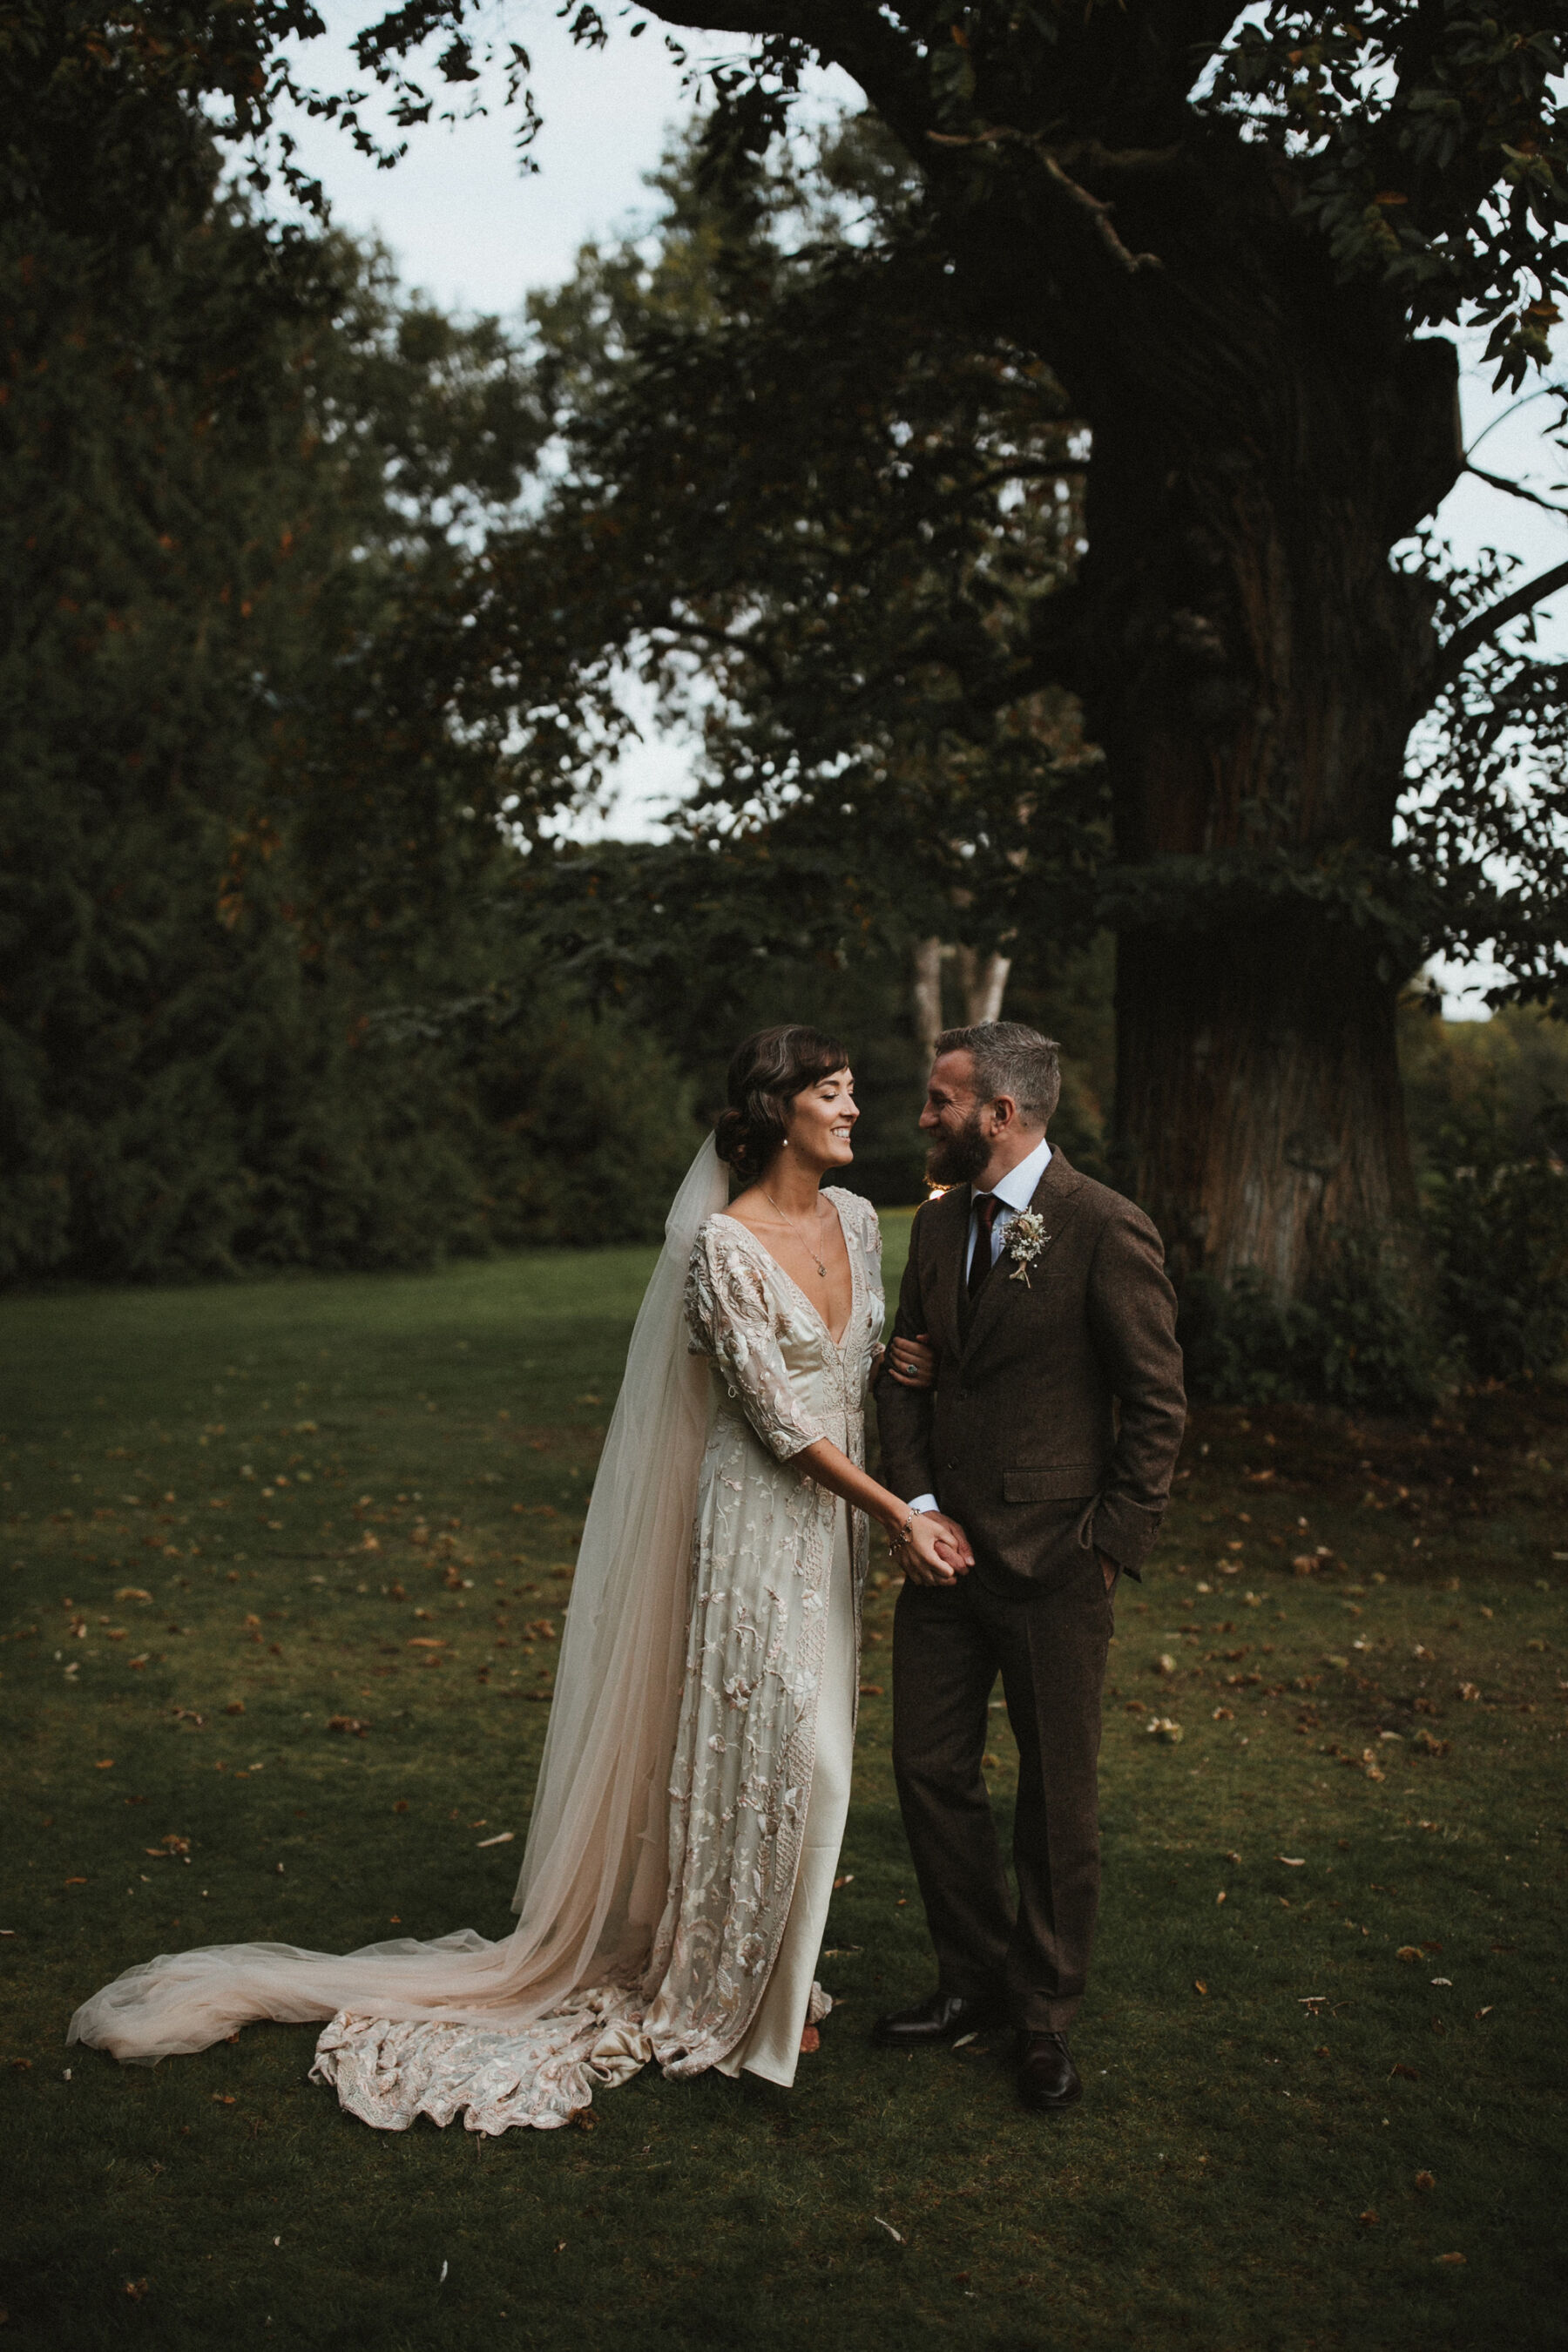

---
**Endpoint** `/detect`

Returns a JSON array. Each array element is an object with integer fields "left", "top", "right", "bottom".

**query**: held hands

[{"left": 894, "top": 1509, "right": 975, "bottom": 1586}]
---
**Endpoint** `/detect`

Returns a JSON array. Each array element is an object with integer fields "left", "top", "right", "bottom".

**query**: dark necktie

[{"left": 966, "top": 1193, "right": 1004, "bottom": 1307}]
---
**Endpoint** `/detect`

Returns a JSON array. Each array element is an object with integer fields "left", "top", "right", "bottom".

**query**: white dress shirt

[{"left": 906, "top": 1133, "right": 1052, "bottom": 1516}]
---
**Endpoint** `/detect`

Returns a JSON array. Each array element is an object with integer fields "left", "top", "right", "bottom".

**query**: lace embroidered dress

[{"left": 68, "top": 1176, "right": 884, "bottom": 2134}]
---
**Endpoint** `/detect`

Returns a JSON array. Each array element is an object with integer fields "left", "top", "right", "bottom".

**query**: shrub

[
  {"left": 1420, "top": 1085, "right": 1568, "bottom": 1383},
  {"left": 1179, "top": 1231, "right": 1441, "bottom": 1415}
]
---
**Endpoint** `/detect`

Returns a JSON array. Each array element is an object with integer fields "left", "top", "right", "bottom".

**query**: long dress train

[{"left": 67, "top": 1156, "right": 883, "bottom": 2132}]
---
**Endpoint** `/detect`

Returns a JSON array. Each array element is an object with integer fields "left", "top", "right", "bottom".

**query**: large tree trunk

[
  {"left": 953, "top": 149, "right": 1463, "bottom": 1297},
  {"left": 1078, "top": 343, "right": 1456, "bottom": 1290},
  {"left": 1113, "top": 922, "right": 1414, "bottom": 1293}
]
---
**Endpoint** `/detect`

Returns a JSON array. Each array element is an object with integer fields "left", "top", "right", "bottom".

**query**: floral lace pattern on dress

[{"left": 312, "top": 1188, "right": 884, "bottom": 2130}]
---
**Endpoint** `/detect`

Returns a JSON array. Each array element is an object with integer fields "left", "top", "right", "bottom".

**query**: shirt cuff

[{"left": 908, "top": 1494, "right": 939, "bottom": 1517}]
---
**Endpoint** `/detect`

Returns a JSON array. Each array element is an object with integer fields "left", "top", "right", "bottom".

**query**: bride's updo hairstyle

[{"left": 713, "top": 1024, "right": 850, "bottom": 1186}]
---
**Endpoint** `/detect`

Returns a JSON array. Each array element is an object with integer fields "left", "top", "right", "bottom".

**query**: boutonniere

[{"left": 1004, "top": 1208, "right": 1050, "bottom": 1286}]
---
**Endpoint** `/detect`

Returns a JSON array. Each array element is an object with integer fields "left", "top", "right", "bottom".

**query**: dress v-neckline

[{"left": 718, "top": 1195, "right": 859, "bottom": 1354}]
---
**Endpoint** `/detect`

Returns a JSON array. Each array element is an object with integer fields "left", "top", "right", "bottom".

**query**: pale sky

[{"left": 278, "top": 3, "right": 1565, "bottom": 1010}]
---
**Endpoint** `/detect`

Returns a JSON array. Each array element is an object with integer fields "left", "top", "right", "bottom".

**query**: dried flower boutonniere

[{"left": 1005, "top": 1208, "right": 1050, "bottom": 1287}]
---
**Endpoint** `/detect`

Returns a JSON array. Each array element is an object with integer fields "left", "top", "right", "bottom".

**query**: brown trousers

[{"left": 891, "top": 1559, "right": 1114, "bottom": 2033}]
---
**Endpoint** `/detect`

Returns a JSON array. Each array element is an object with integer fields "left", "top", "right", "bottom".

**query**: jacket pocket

[{"left": 1003, "top": 1465, "right": 1102, "bottom": 1504}]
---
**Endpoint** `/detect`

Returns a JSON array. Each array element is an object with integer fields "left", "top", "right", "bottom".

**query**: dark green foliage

[
  {"left": 1182, "top": 1010, "right": 1568, "bottom": 1405},
  {"left": 0, "top": 148, "right": 693, "bottom": 1281},
  {"left": 1419, "top": 1090, "right": 1568, "bottom": 1386},
  {"left": 496, "top": 116, "right": 1105, "bottom": 967},
  {"left": 1179, "top": 1240, "right": 1442, "bottom": 1416}
]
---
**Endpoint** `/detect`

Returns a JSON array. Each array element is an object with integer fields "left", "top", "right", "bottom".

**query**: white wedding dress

[{"left": 68, "top": 1147, "right": 883, "bottom": 2132}]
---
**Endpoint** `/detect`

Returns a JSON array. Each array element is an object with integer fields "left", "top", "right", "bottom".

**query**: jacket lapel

[
  {"left": 958, "top": 1147, "right": 1085, "bottom": 1362},
  {"left": 927, "top": 1186, "right": 970, "bottom": 1365}
]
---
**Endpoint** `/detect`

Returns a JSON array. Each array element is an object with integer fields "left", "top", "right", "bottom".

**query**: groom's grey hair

[{"left": 935, "top": 1021, "right": 1062, "bottom": 1131}]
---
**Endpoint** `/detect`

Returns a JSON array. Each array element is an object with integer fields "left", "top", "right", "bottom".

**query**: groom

[{"left": 874, "top": 1022, "right": 1185, "bottom": 2112}]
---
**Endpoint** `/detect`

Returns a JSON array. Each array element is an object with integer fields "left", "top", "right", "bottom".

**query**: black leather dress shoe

[
  {"left": 871, "top": 1990, "right": 1007, "bottom": 2048},
  {"left": 1017, "top": 2030, "right": 1083, "bottom": 2112}
]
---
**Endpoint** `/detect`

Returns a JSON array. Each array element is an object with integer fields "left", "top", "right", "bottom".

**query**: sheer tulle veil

[{"left": 69, "top": 1137, "right": 729, "bottom": 2065}]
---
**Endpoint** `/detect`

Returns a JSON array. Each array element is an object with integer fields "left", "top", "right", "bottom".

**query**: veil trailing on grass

[{"left": 68, "top": 1138, "right": 728, "bottom": 2077}]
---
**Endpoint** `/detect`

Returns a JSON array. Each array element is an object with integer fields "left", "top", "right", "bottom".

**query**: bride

[{"left": 69, "top": 1024, "right": 952, "bottom": 2132}]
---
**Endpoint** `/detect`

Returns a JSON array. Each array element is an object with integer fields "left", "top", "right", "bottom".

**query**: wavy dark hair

[{"left": 713, "top": 1024, "right": 850, "bottom": 1186}]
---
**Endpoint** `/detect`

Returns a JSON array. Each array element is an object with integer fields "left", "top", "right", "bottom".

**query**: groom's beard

[{"left": 925, "top": 1110, "right": 991, "bottom": 1189}]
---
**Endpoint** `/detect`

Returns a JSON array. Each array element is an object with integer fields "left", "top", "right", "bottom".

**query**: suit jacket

[{"left": 875, "top": 1149, "right": 1186, "bottom": 1594}]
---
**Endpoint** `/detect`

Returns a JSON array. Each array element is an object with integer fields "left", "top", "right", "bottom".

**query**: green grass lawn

[{"left": 3, "top": 1228, "right": 1565, "bottom": 2350}]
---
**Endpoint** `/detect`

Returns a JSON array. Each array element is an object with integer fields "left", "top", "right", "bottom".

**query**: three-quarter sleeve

[{"left": 684, "top": 1222, "right": 830, "bottom": 1461}]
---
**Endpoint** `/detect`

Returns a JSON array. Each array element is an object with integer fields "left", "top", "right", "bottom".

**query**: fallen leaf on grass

[
  {"left": 211, "top": 2093, "right": 234, "bottom": 2106},
  {"left": 63, "top": 1877, "right": 86, "bottom": 1887},
  {"left": 1193, "top": 1980, "right": 1208, "bottom": 1996},
  {"left": 1146, "top": 1717, "right": 1183, "bottom": 1742},
  {"left": 1389, "top": 2064, "right": 1420, "bottom": 2081},
  {"left": 1359, "top": 2210, "right": 1379, "bottom": 2227},
  {"left": 873, "top": 2218, "right": 905, "bottom": 2244},
  {"left": 858, "top": 1682, "right": 884, "bottom": 1697},
  {"left": 1416, "top": 2170, "right": 1436, "bottom": 2190},
  {"left": 1434, "top": 2252, "right": 1465, "bottom": 2266},
  {"left": 327, "top": 1715, "right": 369, "bottom": 1736},
  {"left": 1212, "top": 1706, "right": 1234, "bottom": 1720},
  {"left": 1475, "top": 2005, "right": 1494, "bottom": 2018},
  {"left": 1276, "top": 1855, "right": 1306, "bottom": 1867},
  {"left": 125, "top": 2280, "right": 150, "bottom": 2301},
  {"left": 833, "top": 1874, "right": 854, "bottom": 1889},
  {"left": 476, "top": 1831, "right": 514, "bottom": 1848},
  {"left": 95, "top": 1759, "right": 113, "bottom": 1770},
  {"left": 116, "top": 1588, "right": 152, "bottom": 1603},
  {"left": 1397, "top": 1947, "right": 1423, "bottom": 1962},
  {"left": 225, "top": 1701, "right": 245, "bottom": 1717}
]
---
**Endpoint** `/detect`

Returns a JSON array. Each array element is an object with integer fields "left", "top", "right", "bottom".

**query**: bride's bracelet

[{"left": 889, "top": 1508, "right": 915, "bottom": 1556}]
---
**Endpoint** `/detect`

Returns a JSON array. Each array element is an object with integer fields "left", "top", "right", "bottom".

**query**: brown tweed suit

[{"left": 875, "top": 1147, "right": 1185, "bottom": 2030}]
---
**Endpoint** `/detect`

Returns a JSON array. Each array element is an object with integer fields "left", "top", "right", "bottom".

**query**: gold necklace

[{"left": 761, "top": 1186, "right": 829, "bottom": 1278}]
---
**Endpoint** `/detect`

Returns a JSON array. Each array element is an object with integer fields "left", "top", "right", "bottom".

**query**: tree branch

[
  {"left": 928, "top": 126, "right": 1165, "bottom": 278},
  {"left": 1431, "top": 558, "right": 1568, "bottom": 692},
  {"left": 1464, "top": 462, "right": 1568, "bottom": 523}
]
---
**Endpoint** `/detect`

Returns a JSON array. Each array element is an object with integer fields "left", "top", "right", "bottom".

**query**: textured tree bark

[
  {"left": 1113, "top": 920, "right": 1416, "bottom": 1293},
  {"left": 980, "top": 152, "right": 1461, "bottom": 1295},
  {"left": 911, "top": 935, "right": 944, "bottom": 1061},
  {"left": 1078, "top": 348, "right": 1456, "bottom": 1288},
  {"left": 954, "top": 943, "right": 1012, "bottom": 1027},
  {"left": 636, "top": 6, "right": 1471, "bottom": 1300}
]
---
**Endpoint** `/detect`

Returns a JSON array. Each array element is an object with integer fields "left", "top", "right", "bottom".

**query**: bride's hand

[
  {"left": 883, "top": 1332, "right": 936, "bottom": 1389},
  {"left": 895, "top": 1511, "right": 964, "bottom": 1586}
]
